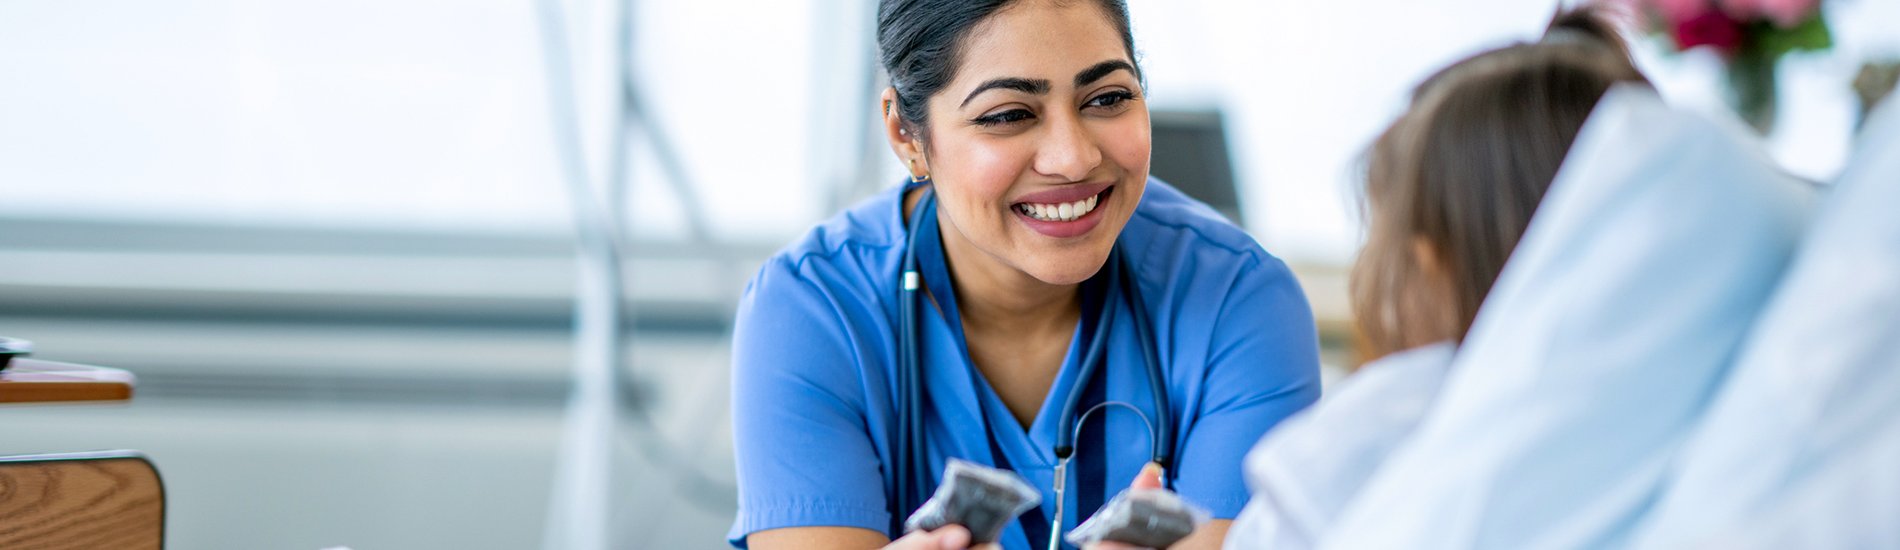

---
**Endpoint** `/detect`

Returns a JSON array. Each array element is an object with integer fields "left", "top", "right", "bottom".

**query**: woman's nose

[{"left": 1032, "top": 113, "right": 1103, "bottom": 182}]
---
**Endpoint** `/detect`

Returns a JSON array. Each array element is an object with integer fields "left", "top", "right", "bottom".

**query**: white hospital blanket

[
  {"left": 1627, "top": 90, "right": 1900, "bottom": 549},
  {"left": 1225, "top": 342, "right": 1455, "bottom": 550},
  {"left": 1319, "top": 85, "right": 1815, "bottom": 550}
]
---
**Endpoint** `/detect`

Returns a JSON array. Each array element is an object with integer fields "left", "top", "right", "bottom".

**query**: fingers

[
  {"left": 885, "top": 525, "right": 973, "bottom": 550},
  {"left": 935, "top": 525, "right": 971, "bottom": 549},
  {"left": 892, "top": 463, "right": 1163, "bottom": 550},
  {"left": 1082, "top": 463, "right": 1167, "bottom": 550},
  {"left": 1130, "top": 461, "right": 1164, "bottom": 490}
]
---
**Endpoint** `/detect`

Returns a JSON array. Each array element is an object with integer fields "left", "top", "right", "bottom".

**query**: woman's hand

[
  {"left": 882, "top": 464, "right": 1229, "bottom": 550},
  {"left": 1083, "top": 463, "right": 1168, "bottom": 550},
  {"left": 883, "top": 525, "right": 1001, "bottom": 550},
  {"left": 1085, "top": 463, "right": 1231, "bottom": 550}
]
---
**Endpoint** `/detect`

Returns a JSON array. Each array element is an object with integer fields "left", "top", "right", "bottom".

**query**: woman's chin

[{"left": 1021, "top": 253, "right": 1112, "bottom": 287}]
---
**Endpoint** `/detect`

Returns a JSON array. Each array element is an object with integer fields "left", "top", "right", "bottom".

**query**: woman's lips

[
  {"left": 1012, "top": 186, "right": 1112, "bottom": 239},
  {"left": 1012, "top": 181, "right": 1113, "bottom": 205}
]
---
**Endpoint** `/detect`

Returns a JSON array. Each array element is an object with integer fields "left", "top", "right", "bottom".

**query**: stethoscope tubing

[{"left": 895, "top": 187, "right": 1174, "bottom": 539}]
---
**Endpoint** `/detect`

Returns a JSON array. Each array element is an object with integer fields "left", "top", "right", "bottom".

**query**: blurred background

[{"left": 1, "top": 0, "right": 1895, "bottom": 548}]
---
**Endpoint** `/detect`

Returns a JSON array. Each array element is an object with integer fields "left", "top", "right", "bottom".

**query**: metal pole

[{"left": 537, "top": 0, "right": 627, "bottom": 548}]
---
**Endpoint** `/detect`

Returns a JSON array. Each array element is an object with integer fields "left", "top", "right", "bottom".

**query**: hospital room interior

[{"left": 2, "top": 0, "right": 1897, "bottom": 548}]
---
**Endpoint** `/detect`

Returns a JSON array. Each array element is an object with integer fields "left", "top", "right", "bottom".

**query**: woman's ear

[{"left": 881, "top": 87, "right": 928, "bottom": 180}]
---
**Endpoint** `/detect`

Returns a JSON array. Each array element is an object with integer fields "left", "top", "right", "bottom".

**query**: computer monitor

[{"left": 1149, "top": 109, "right": 1243, "bottom": 225}]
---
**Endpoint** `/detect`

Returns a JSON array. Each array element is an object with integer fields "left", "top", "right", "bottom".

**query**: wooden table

[{"left": 0, "top": 358, "right": 135, "bottom": 404}]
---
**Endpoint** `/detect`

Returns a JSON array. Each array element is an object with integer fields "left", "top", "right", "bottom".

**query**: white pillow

[
  {"left": 1225, "top": 342, "right": 1455, "bottom": 550},
  {"left": 1320, "top": 85, "right": 1814, "bottom": 550},
  {"left": 1630, "top": 88, "right": 1900, "bottom": 549}
]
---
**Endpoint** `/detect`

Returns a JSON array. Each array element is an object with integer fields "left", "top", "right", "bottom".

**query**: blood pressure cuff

[
  {"left": 1066, "top": 487, "right": 1211, "bottom": 548},
  {"left": 903, "top": 459, "right": 1041, "bottom": 544}
]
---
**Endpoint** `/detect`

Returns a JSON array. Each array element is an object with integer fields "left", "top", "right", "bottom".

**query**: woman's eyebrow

[
  {"left": 957, "top": 60, "right": 1135, "bottom": 108},
  {"left": 961, "top": 77, "right": 1051, "bottom": 108},
  {"left": 1074, "top": 60, "right": 1135, "bottom": 87}
]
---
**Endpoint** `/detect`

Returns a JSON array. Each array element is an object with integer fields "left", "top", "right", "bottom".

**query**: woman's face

[{"left": 916, "top": 0, "right": 1151, "bottom": 286}]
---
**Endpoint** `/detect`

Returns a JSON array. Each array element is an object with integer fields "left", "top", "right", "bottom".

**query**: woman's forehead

[{"left": 948, "top": 1, "right": 1132, "bottom": 92}]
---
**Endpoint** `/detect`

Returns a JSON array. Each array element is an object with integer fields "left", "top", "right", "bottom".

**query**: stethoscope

[{"left": 894, "top": 186, "right": 1174, "bottom": 550}]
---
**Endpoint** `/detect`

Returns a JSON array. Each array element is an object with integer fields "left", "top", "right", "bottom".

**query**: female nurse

[{"left": 728, "top": 1, "right": 1320, "bottom": 548}]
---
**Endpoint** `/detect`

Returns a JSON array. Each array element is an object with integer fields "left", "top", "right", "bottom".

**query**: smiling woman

[
  {"left": 897, "top": 9, "right": 1147, "bottom": 287},
  {"left": 728, "top": 1, "right": 1322, "bottom": 549}
]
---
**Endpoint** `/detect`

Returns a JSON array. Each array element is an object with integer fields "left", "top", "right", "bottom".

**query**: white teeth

[{"left": 1018, "top": 192, "right": 1103, "bottom": 222}]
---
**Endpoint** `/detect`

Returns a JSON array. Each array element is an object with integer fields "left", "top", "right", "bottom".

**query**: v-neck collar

[{"left": 907, "top": 186, "right": 1114, "bottom": 468}]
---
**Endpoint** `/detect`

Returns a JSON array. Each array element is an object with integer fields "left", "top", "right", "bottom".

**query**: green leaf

[{"left": 1758, "top": 15, "right": 1833, "bottom": 59}]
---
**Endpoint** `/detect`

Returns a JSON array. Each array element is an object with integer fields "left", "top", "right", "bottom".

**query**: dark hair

[
  {"left": 877, "top": 0, "right": 1139, "bottom": 142},
  {"left": 1351, "top": 8, "right": 1651, "bottom": 362}
]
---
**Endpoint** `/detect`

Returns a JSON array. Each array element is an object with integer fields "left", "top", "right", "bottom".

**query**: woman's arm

[
  {"left": 751, "top": 525, "right": 993, "bottom": 550},
  {"left": 748, "top": 526, "right": 889, "bottom": 550},
  {"left": 729, "top": 257, "right": 895, "bottom": 546}
]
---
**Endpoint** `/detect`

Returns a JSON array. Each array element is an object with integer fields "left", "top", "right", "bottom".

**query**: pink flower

[
  {"left": 1595, "top": 0, "right": 1698, "bottom": 28},
  {"left": 1652, "top": 0, "right": 1716, "bottom": 23},
  {"left": 1720, "top": 0, "right": 1821, "bottom": 28},
  {"left": 1673, "top": 7, "right": 1745, "bottom": 54}
]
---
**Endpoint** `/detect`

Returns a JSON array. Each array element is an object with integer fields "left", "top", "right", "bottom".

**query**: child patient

[{"left": 1223, "top": 8, "right": 1650, "bottom": 549}]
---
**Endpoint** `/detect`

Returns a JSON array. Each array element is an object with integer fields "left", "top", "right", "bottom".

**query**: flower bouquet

[{"left": 1611, "top": 0, "right": 1834, "bottom": 132}]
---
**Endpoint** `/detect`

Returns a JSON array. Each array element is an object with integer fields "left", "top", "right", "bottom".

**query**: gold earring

[{"left": 908, "top": 159, "right": 930, "bottom": 184}]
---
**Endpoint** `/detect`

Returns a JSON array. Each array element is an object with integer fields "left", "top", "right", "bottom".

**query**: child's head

[{"left": 1352, "top": 8, "right": 1650, "bottom": 361}]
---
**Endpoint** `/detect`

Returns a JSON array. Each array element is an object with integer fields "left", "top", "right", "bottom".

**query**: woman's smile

[
  {"left": 1009, "top": 183, "right": 1114, "bottom": 239},
  {"left": 882, "top": 0, "right": 1149, "bottom": 287}
]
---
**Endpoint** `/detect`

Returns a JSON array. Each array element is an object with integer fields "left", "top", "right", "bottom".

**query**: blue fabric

[{"left": 727, "top": 177, "right": 1321, "bottom": 549}]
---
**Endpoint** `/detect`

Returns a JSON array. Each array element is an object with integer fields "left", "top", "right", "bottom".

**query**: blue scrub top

[{"left": 727, "top": 177, "right": 1321, "bottom": 549}]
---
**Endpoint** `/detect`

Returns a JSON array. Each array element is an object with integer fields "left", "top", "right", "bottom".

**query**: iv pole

[
  {"left": 537, "top": 0, "right": 733, "bottom": 544},
  {"left": 534, "top": 0, "right": 624, "bottom": 547},
  {"left": 535, "top": 0, "right": 876, "bottom": 546}
]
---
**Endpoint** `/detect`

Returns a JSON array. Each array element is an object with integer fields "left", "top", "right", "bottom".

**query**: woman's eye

[
  {"left": 973, "top": 109, "right": 1034, "bottom": 127},
  {"left": 1086, "top": 90, "right": 1137, "bottom": 110}
]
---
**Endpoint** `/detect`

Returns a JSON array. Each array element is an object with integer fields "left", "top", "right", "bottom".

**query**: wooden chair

[{"left": 0, "top": 450, "right": 165, "bottom": 549}]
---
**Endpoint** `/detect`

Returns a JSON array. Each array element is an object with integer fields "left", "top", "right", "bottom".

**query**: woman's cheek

[
  {"left": 940, "top": 142, "right": 1032, "bottom": 217},
  {"left": 1101, "top": 119, "right": 1153, "bottom": 177},
  {"left": 963, "top": 140, "right": 1034, "bottom": 193}
]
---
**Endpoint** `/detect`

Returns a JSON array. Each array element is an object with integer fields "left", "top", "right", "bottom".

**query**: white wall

[{"left": 5, "top": 0, "right": 1897, "bottom": 262}]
